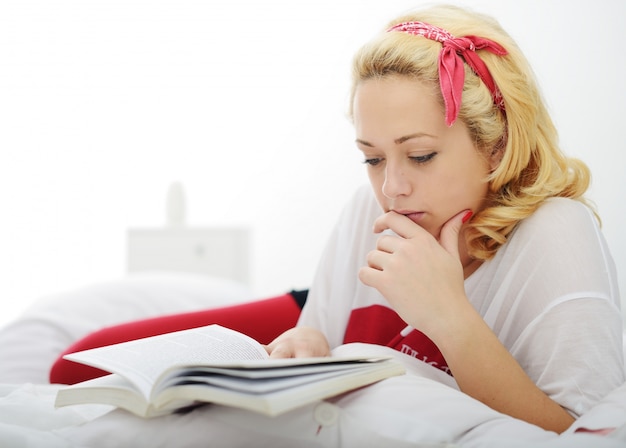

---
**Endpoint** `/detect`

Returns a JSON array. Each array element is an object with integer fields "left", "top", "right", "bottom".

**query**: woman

[
  {"left": 49, "top": 4, "right": 624, "bottom": 440},
  {"left": 267, "top": 4, "right": 624, "bottom": 433}
]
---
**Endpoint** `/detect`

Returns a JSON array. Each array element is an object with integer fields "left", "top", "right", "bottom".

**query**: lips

[{"left": 394, "top": 210, "right": 425, "bottom": 224}]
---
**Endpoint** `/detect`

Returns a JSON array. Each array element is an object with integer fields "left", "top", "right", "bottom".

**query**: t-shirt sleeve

[{"left": 512, "top": 298, "right": 624, "bottom": 417}]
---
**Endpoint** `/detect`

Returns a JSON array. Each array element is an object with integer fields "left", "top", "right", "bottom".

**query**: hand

[
  {"left": 358, "top": 209, "right": 471, "bottom": 337},
  {"left": 265, "top": 326, "right": 331, "bottom": 359}
]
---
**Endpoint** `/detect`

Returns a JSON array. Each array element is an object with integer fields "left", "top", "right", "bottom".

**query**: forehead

[
  {"left": 353, "top": 76, "right": 446, "bottom": 137},
  {"left": 355, "top": 75, "right": 439, "bottom": 104}
]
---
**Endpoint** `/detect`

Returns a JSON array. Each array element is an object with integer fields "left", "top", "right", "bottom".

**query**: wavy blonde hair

[{"left": 349, "top": 4, "right": 594, "bottom": 260}]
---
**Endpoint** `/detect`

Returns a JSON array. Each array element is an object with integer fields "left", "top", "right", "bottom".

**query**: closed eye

[
  {"left": 410, "top": 152, "right": 437, "bottom": 164},
  {"left": 362, "top": 158, "right": 383, "bottom": 166}
]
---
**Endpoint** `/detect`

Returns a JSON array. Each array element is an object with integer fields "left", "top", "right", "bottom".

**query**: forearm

[{"left": 432, "top": 306, "right": 575, "bottom": 433}]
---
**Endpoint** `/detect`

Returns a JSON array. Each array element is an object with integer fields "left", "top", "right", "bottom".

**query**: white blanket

[{"left": 1, "top": 346, "right": 626, "bottom": 448}]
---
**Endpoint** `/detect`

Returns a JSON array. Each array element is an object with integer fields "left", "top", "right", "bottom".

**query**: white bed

[{"left": 0, "top": 271, "right": 625, "bottom": 447}]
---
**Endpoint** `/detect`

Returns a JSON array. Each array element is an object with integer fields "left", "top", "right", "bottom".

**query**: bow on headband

[{"left": 388, "top": 21, "right": 508, "bottom": 126}]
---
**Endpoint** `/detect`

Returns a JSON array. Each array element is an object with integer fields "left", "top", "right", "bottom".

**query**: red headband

[{"left": 387, "top": 21, "right": 507, "bottom": 126}]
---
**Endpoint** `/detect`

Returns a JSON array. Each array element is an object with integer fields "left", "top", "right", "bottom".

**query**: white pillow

[{"left": 0, "top": 272, "right": 255, "bottom": 384}]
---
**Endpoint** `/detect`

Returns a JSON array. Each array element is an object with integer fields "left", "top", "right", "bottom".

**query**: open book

[{"left": 54, "top": 324, "right": 405, "bottom": 417}]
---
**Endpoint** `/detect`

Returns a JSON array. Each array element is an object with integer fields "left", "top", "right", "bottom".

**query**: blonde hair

[{"left": 350, "top": 4, "right": 594, "bottom": 260}]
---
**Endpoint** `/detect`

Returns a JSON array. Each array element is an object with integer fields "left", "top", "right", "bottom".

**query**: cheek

[
  {"left": 365, "top": 163, "right": 387, "bottom": 184},
  {"left": 445, "top": 171, "right": 490, "bottom": 210},
  {"left": 428, "top": 163, "right": 489, "bottom": 217},
  {"left": 447, "top": 154, "right": 490, "bottom": 194}
]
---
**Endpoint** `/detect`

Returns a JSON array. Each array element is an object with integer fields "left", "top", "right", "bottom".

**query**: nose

[{"left": 382, "top": 161, "right": 412, "bottom": 199}]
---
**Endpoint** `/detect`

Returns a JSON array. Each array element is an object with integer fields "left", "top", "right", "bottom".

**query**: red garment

[{"left": 344, "top": 305, "right": 450, "bottom": 375}]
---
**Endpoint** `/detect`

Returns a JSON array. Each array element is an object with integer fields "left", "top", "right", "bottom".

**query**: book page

[
  {"left": 64, "top": 325, "right": 269, "bottom": 397},
  {"left": 167, "top": 364, "right": 371, "bottom": 394}
]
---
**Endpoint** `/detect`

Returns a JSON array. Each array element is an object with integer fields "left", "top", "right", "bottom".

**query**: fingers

[
  {"left": 372, "top": 212, "right": 417, "bottom": 238},
  {"left": 439, "top": 209, "right": 472, "bottom": 259},
  {"left": 361, "top": 209, "right": 472, "bottom": 293},
  {"left": 265, "top": 327, "right": 331, "bottom": 359},
  {"left": 373, "top": 209, "right": 472, "bottom": 258},
  {"left": 358, "top": 264, "right": 384, "bottom": 289},
  {"left": 268, "top": 343, "right": 321, "bottom": 359},
  {"left": 266, "top": 343, "right": 297, "bottom": 359}
]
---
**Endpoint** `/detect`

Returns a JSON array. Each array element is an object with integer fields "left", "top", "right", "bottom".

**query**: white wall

[{"left": 1, "top": 0, "right": 624, "bottom": 327}]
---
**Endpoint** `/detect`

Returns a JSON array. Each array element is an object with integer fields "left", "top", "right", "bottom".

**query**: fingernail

[{"left": 462, "top": 210, "right": 473, "bottom": 223}]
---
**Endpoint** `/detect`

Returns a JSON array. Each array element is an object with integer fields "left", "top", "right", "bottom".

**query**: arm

[
  {"left": 359, "top": 210, "right": 575, "bottom": 433},
  {"left": 435, "top": 301, "right": 574, "bottom": 432}
]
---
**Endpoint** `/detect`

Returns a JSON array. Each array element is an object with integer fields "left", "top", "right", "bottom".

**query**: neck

[
  {"left": 463, "top": 258, "right": 483, "bottom": 279},
  {"left": 459, "top": 231, "right": 482, "bottom": 279}
]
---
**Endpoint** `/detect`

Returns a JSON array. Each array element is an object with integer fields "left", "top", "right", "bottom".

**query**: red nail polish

[{"left": 462, "top": 210, "right": 473, "bottom": 223}]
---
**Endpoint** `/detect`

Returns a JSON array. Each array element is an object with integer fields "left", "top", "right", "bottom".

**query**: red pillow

[{"left": 49, "top": 292, "right": 303, "bottom": 385}]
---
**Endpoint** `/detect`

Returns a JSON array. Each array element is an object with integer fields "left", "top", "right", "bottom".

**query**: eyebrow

[{"left": 356, "top": 132, "right": 437, "bottom": 147}]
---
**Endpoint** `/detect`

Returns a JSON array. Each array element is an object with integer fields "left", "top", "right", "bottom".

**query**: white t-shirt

[{"left": 298, "top": 185, "right": 625, "bottom": 416}]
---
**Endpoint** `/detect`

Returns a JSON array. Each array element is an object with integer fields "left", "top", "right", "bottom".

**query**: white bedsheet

[{"left": 1, "top": 346, "right": 626, "bottom": 448}]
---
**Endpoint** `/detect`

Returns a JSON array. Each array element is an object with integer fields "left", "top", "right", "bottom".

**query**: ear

[
  {"left": 488, "top": 135, "right": 507, "bottom": 171},
  {"left": 489, "top": 147, "right": 504, "bottom": 171}
]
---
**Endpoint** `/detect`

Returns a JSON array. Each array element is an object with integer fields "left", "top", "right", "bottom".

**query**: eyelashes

[
  {"left": 362, "top": 158, "right": 383, "bottom": 166},
  {"left": 362, "top": 152, "right": 437, "bottom": 167},
  {"left": 409, "top": 152, "right": 437, "bottom": 164}
]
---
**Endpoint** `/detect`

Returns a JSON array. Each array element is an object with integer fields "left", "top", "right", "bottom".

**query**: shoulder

[
  {"left": 525, "top": 197, "right": 596, "bottom": 225},
  {"left": 500, "top": 197, "right": 618, "bottom": 304},
  {"left": 512, "top": 197, "right": 600, "bottom": 245},
  {"left": 505, "top": 197, "right": 606, "bottom": 264}
]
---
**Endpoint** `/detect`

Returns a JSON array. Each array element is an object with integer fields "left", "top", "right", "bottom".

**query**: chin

[{"left": 420, "top": 222, "right": 441, "bottom": 239}]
